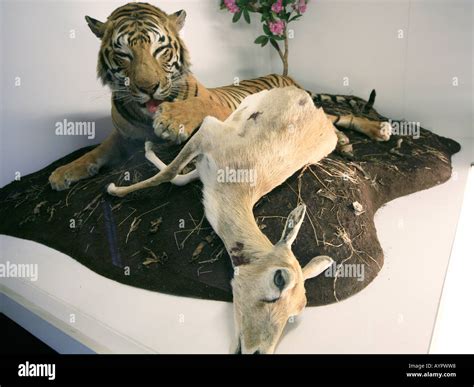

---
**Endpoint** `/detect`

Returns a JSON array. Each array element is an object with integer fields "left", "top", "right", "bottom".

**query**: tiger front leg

[
  {"left": 49, "top": 130, "right": 124, "bottom": 191},
  {"left": 153, "top": 97, "right": 231, "bottom": 144}
]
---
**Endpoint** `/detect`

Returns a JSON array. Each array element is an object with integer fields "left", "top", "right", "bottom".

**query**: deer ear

[
  {"left": 303, "top": 255, "right": 333, "bottom": 281},
  {"left": 279, "top": 204, "right": 306, "bottom": 246},
  {"left": 170, "top": 10, "right": 186, "bottom": 31},
  {"left": 85, "top": 16, "right": 106, "bottom": 39}
]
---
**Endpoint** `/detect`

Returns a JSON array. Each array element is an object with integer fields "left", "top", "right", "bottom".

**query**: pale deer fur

[{"left": 107, "top": 86, "right": 344, "bottom": 353}]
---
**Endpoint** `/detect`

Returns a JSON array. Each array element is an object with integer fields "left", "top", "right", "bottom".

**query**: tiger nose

[{"left": 136, "top": 82, "right": 159, "bottom": 96}]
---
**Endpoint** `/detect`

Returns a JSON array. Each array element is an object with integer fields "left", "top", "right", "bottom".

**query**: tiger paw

[
  {"left": 355, "top": 119, "right": 392, "bottom": 142},
  {"left": 153, "top": 101, "right": 201, "bottom": 144},
  {"left": 366, "top": 121, "right": 392, "bottom": 142},
  {"left": 378, "top": 121, "right": 393, "bottom": 141},
  {"left": 49, "top": 161, "right": 99, "bottom": 191}
]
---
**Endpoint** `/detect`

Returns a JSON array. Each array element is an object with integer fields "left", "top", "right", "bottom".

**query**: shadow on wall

[
  {"left": 1, "top": 115, "right": 113, "bottom": 188},
  {"left": 49, "top": 114, "right": 113, "bottom": 144}
]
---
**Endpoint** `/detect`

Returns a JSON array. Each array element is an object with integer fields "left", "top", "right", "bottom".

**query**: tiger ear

[
  {"left": 170, "top": 10, "right": 186, "bottom": 31},
  {"left": 85, "top": 16, "right": 105, "bottom": 39}
]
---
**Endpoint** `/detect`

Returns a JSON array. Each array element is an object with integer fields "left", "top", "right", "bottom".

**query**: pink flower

[
  {"left": 271, "top": 0, "right": 284, "bottom": 13},
  {"left": 224, "top": 0, "right": 240, "bottom": 13},
  {"left": 292, "top": 0, "right": 307, "bottom": 14},
  {"left": 297, "top": 0, "right": 307, "bottom": 14},
  {"left": 268, "top": 20, "right": 285, "bottom": 36}
]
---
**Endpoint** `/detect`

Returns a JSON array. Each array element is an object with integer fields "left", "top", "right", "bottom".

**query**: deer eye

[{"left": 273, "top": 269, "right": 286, "bottom": 290}]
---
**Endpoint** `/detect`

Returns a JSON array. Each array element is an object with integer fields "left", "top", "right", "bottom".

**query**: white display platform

[{"left": 1, "top": 138, "right": 472, "bottom": 354}]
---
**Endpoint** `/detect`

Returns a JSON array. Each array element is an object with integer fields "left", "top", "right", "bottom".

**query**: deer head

[{"left": 230, "top": 204, "right": 333, "bottom": 354}]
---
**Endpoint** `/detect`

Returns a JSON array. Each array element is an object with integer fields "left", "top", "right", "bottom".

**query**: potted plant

[{"left": 220, "top": 0, "right": 309, "bottom": 76}]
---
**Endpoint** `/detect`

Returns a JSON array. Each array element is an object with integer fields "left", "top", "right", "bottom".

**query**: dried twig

[
  {"left": 149, "top": 217, "right": 163, "bottom": 234},
  {"left": 33, "top": 201, "right": 48, "bottom": 215},
  {"left": 126, "top": 217, "right": 141, "bottom": 244},
  {"left": 118, "top": 208, "right": 137, "bottom": 227},
  {"left": 142, "top": 247, "right": 168, "bottom": 266}
]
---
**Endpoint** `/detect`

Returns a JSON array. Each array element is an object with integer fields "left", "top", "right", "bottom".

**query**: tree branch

[
  {"left": 283, "top": 32, "right": 289, "bottom": 76},
  {"left": 273, "top": 40, "right": 285, "bottom": 63}
]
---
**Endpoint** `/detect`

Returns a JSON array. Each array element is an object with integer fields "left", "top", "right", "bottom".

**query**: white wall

[
  {"left": 1, "top": 0, "right": 472, "bottom": 187},
  {"left": 273, "top": 0, "right": 473, "bottom": 139}
]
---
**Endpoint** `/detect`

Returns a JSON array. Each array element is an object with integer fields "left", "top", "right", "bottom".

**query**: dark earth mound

[{"left": 0, "top": 94, "right": 460, "bottom": 306}]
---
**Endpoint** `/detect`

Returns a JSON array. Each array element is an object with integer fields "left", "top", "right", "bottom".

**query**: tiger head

[{"left": 86, "top": 2, "right": 190, "bottom": 115}]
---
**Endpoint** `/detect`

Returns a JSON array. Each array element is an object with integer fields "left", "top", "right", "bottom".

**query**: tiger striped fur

[{"left": 49, "top": 2, "right": 391, "bottom": 191}]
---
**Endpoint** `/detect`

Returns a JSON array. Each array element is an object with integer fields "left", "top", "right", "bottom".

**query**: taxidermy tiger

[{"left": 49, "top": 2, "right": 391, "bottom": 191}]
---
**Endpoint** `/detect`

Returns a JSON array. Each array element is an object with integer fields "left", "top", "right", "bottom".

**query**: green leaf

[
  {"left": 232, "top": 11, "right": 242, "bottom": 23},
  {"left": 243, "top": 9, "right": 251, "bottom": 23},
  {"left": 289, "top": 14, "right": 303, "bottom": 22},
  {"left": 254, "top": 35, "right": 269, "bottom": 45},
  {"left": 270, "top": 38, "right": 280, "bottom": 51},
  {"left": 263, "top": 23, "right": 271, "bottom": 35}
]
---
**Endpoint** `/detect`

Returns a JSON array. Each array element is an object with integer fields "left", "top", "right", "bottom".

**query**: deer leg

[
  {"left": 107, "top": 136, "right": 202, "bottom": 197},
  {"left": 144, "top": 141, "right": 199, "bottom": 186}
]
